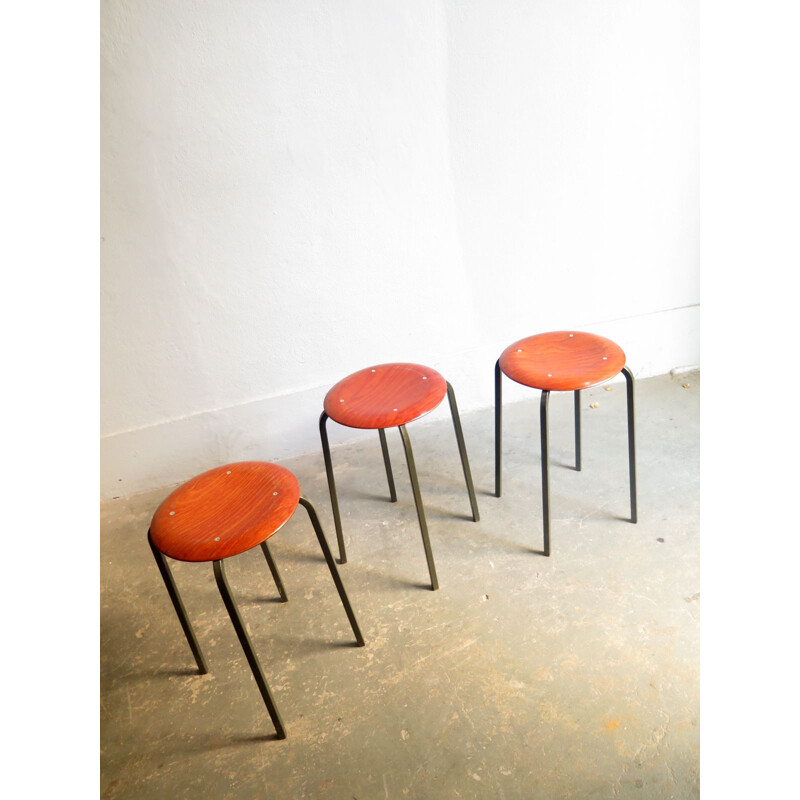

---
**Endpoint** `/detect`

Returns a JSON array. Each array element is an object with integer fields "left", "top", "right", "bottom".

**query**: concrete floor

[{"left": 100, "top": 371, "right": 699, "bottom": 799}]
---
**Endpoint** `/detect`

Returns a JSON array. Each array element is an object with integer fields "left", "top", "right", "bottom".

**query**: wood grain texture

[
  {"left": 499, "top": 331, "right": 626, "bottom": 391},
  {"left": 150, "top": 462, "right": 300, "bottom": 562},
  {"left": 324, "top": 363, "right": 447, "bottom": 429}
]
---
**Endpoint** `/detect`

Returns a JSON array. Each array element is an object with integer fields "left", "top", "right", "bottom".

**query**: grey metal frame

[
  {"left": 398, "top": 424, "right": 439, "bottom": 590},
  {"left": 148, "top": 533, "right": 209, "bottom": 676},
  {"left": 623, "top": 366, "right": 638, "bottom": 523},
  {"left": 319, "top": 381, "right": 480, "bottom": 590},
  {"left": 214, "top": 557, "right": 286, "bottom": 738},
  {"left": 260, "top": 541, "right": 287, "bottom": 602},
  {"left": 494, "top": 360, "right": 638, "bottom": 555},
  {"left": 148, "top": 496, "right": 365, "bottom": 740},
  {"left": 378, "top": 427, "right": 397, "bottom": 503}
]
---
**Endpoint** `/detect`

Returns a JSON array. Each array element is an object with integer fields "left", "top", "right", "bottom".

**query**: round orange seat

[
  {"left": 150, "top": 461, "right": 300, "bottom": 562},
  {"left": 324, "top": 362, "right": 448, "bottom": 429},
  {"left": 499, "top": 331, "right": 626, "bottom": 392}
]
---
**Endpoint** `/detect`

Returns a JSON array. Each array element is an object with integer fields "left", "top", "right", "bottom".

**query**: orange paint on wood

[
  {"left": 149, "top": 461, "right": 300, "bottom": 562},
  {"left": 324, "top": 363, "right": 448, "bottom": 429},
  {"left": 499, "top": 331, "right": 626, "bottom": 392}
]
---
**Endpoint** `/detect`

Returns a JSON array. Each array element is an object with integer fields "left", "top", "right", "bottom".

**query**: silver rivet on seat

[
  {"left": 371, "top": 369, "right": 376, "bottom": 372},
  {"left": 169, "top": 511, "right": 175, "bottom": 516},
  {"left": 273, "top": 491, "right": 278, "bottom": 496},
  {"left": 422, "top": 376, "right": 427, "bottom": 380},
  {"left": 602, "top": 356, "right": 608, "bottom": 360},
  {"left": 569, "top": 333, "right": 574, "bottom": 337},
  {"left": 226, "top": 470, "right": 231, "bottom": 475},
  {"left": 214, "top": 536, "right": 220, "bottom": 541},
  {"left": 517, "top": 349, "right": 523, "bottom": 352}
]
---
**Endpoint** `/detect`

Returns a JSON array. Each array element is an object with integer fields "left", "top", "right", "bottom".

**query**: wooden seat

[
  {"left": 147, "top": 460, "right": 364, "bottom": 740},
  {"left": 150, "top": 461, "right": 301, "bottom": 562},
  {"left": 320, "top": 362, "right": 479, "bottom": 590},
  {"left": 499, "top": 331, "right": 626, "bottom": 392},
  {"left": 324, "top": 363, "right": 448, "bottom": 429},
  {"left": 495, "top": 331, "right": 637, "bottom": 557}
]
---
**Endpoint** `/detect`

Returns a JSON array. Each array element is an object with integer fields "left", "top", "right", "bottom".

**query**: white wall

[{"left": 101, "top": 0, "right": 698, "bottom": 500}]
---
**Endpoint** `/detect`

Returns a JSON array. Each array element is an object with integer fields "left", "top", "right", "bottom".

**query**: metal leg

[
  {"left": 148, "top": 531, "right": 208, "bottom": 674},
  {"left": 446, "top": 382, "right": 480, "bottom": 522},
  {"left": 622, "top": 367, "right": 638, "bottom": 523},
  {"left": 319, "top": 411, "right": 347, "bottom": 564},
  {"left": 495, "top": 359, "right": 502, "bottom": 498},
  {"left": 213, "top": 559, "right": 286, "bottom": 739},
  {"left": 260, "top": 541, "right": 288, "bottom": 602},
  {"left": 540, "top": 391, "right": 551, "bottom": 557},
  {"left": 378, "top": 428, "right": 397, "bottom": 503},
  {"left": 574, "top": 390, "right": 582, "bottom": 471},
  {"left": 398, "top": 425, "right": 439, "bottom": 590},
  {"left": 298, "top": 497, "right": 365, "bottom": 646}
]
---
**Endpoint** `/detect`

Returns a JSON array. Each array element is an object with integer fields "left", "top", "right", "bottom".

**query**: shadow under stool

[
  {"left": 319, "top": 362, "right": 480, "bottom": 590},
  {"left": 495, "top": 331, "right": 637, "bottom": 555},
  {"left": 147, "top": 460, "right": 365, "bottom": 740}
]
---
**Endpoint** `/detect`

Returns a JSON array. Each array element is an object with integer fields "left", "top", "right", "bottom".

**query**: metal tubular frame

[
  {"left": 260, "top": 541, "right": 288, "bottom": 602},
  {"left": 494, "top": 362, "right": 638, "bottom": 556},
  {"left": 298, "top": 497, "right": 365, "bottom": 646},
  {"left": 319, "top": 411, "right": 347, "bottom": 564},
  {"left": 540, "top": 390, "right": 551, "bottom": 557},
  {"left": 574, "top": 390, "right": 582, "bottom": 471},
  {"left": 622, "top": 367, "right": 638, "bottom": 523},
  {"left": 148, "top": 531, "right": 208, "bottom": 674},
  {"left": 213, "top": 558, "right": 287, "bottom": 739},
  {"left": 494, "top": 360, "right": 502, "bottom": 498},
  {"left": 446, "top": 382, "right": 480, "bottom": 522},
  {"left": 378, "top": 428, "right": 398, "bottom": 503},
  {"left": 398, "top": 424, "right": 439, "bottom": 591}
]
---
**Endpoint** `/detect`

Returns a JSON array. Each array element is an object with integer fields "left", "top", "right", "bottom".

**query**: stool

[
  {"left": 147, "top": 461, "right": 365, "bottom": 740},
  {"left": 319, "top": 362, "right": 480, "bottom": 591},
  {"left": 494, "top": 331, "right": 637, "bottom": 555}
]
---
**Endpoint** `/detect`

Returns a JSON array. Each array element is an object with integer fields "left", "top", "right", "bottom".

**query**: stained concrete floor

[{"left": 101, "top": 371, "right": 699, "bottom": 799}]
